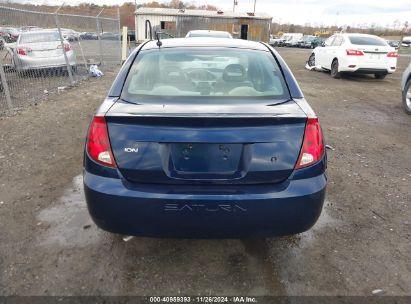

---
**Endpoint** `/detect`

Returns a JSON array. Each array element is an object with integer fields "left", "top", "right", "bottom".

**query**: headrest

[
  {"left": 163, "top": 66, "right": 185, "bottom": 83},
  {"left": 223, "top": 64, "right": 246, "bottom": 82}
]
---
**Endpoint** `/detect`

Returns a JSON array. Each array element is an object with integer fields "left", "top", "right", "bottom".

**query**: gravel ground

[{"left": 0, "top": 47, "right": 410, "bottom": 296}]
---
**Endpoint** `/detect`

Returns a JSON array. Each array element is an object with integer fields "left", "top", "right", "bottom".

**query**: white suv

[{"left": 308, "top": 33, "right": 397, "bottom": 79}]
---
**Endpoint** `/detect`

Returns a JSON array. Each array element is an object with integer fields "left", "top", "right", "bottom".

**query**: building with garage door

[{"left": 135, "top": 7, "right": 272, "bottom": 43}]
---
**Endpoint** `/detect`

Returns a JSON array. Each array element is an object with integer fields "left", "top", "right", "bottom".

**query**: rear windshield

[
  {"left": 121, "top": 48, "right": 289, "bottom": 101},
  {"left": 20, "top": 32, "right": 60, "bottom": 44},
  {"left": 348, "top": 36, "right": 387, "bottom": 46}
]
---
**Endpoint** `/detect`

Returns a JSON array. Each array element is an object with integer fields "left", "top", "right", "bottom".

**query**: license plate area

[
  {"left": 32, "top": 50, "right": 61, "bottom": 58},
  {"left": 364, "top": 53, "right": 383, "bottom": 62},
  {"left": 169, "top": 143, "right": 245, "bottom": 179}
]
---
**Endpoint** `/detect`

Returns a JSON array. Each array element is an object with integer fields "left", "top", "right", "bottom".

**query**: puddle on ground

[
  {"left": 295, "top": 201, "right": 342, "bottom": 249},
  {"left": 37, "top": 174, "right": 104, "bottom": 247},
  {"left": 270, "top": 200, "right": 346, "bottom": 295}
]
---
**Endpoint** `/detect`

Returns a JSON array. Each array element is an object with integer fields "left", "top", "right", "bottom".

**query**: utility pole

[{"left": 253, "top": 0, "right": 256, "bottom": 13}]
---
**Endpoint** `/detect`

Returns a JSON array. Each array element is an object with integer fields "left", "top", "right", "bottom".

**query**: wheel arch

[
  {"left": 332, "top": 57, "right": 339, "bottom": 71},
  {"left": 311, "top": 47, "right": 320, "bottom": 55},
  {"left": 406, "top": 74, "right": 411, "bottom": 87},
  {"left": 403, "top": 75, "right": 411, "bottom": 114}
]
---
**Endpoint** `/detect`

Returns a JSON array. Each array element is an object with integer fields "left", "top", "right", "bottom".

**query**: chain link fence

[{"left": 0, "top": 5, "right": 121, "bottom": 113}]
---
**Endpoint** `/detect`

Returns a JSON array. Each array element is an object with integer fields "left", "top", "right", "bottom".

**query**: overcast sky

[{"left": 11, "top": 0, "right": 411, "bottom": 28}]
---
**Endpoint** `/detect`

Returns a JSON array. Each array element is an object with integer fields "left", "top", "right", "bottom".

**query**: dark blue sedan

[{"left": 83, "top": 38, "right": 327, "bottom": 238}]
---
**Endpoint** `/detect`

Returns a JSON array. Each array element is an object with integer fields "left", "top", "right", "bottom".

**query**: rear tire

[
  {"left": 375, "top": 73, "right": 386, "bottom": 80},
  {"left": 307, "top": 53, "right": 316, "bottom": 67},
  {"left": 330, "top": 59, "right": 341, "bottom": 79},
  {"left": 403, "top": 80, "right": 411, "bottom": 115}
]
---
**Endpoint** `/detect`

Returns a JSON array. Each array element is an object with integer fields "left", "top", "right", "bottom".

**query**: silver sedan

[{"left": 12, "top": 30, "right": 76, "bottom": 73}]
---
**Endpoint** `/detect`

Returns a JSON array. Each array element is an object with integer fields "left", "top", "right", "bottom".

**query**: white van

[{"left": 279, "top": 33, "right": 303, "bottom": 47}]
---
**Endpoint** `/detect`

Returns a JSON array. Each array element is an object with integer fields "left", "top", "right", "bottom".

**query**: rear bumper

[
  {"left": 338, "top": 58, "right": 397, "bottom": 74},
  {"left": 84, "top": 172, "right": 327, "bottom": 238},
  {"left": 343, "top": 68, "right": 393, "bottom": 75},
  {"left": 15, "top": 52, "right": 76, "bottom": 71}
]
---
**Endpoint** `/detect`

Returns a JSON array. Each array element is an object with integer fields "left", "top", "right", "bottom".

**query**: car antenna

[{"left": 156, "top": 31, "right": 162, "bottom": 48}]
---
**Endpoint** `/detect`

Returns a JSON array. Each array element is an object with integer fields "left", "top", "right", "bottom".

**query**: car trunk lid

[
  {"left": 105, "top": 99, "right": 307, "bottom": 185},
  {"left": 20, "top": 41, "right": 65, "bottom": 58},
  {"left": 356, "top": 45, "right": 392, "bottom": 63}
]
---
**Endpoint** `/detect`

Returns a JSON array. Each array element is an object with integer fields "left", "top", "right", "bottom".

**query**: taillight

[
  {"left": 346, "top": 49, "right": 364, "bottom": 56},
  {"left": 57, "top": 43, "right": 72, "bottom": 52},
  {"left": 86, "top": 116, "right": 117, "bottom": 168},
  {"left": 387, "top": 51, "right": 398, "bottom": 58},
  {"left": 295, "top": 118, "right": 324, "bottom": 169},
  {"left": 16, "top": 47, "right": 32, "bottom": 55}
]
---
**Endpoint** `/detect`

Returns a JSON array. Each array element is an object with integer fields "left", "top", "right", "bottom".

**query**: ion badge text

[{"left": 124, "top": 147, "right": 139, "bottom": 153}]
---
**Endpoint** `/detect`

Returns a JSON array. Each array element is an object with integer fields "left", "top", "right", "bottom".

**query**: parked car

[
  {"left": 83, "top": 38, "right": 327, "bottom": 238},
  {"left": 311, "top": 37, "right": 324, "bottom": 48},
  {"left": 155, "top": 31, "right": 174, "bottom": 40},
  {"left": 185, "top": 30, "right": 232, "bottom": 38},
  {"left": 298, "top": 35, "right": 323, "bottom": 48},
  {"left": 11, "top": 30, "right": 76, "bottom": 73},
  {"left": 402, "top": 37, "right": 411, "bottom": 48},
  {"left": 297, "top": 35, "right": 312, "bottom": 48},
  {"left": 80, "top": 32, "right": 98, "bottom": 40},
  {"left": 0, "top": 27, "right": 20, "bottom": 43},
  {"left": 19, "top": 26, "right": 43, "bottom": 32},
  {"left": 101, "top": 32, "right": 119, "bottom": 40},
  {"left": 307, "top": 33, "right": 397, "bottom": 79},
  {"left": 386, "top": 40, "right": 400, "bottom": 49},
  {"left": 61, "top": 29, "right": 79, "bottom": 42},
  {"left": 279, "top": 33, "right": 303, "bottom": 47},
  {"left": 401, "top": 62, "right": 411, "bottom": 114},
  {"left": 269, "top": 34, "right": 281, "bottom": 46},
  {"left": 284, "top": 33, "right": 304, "bottom": 47}
]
